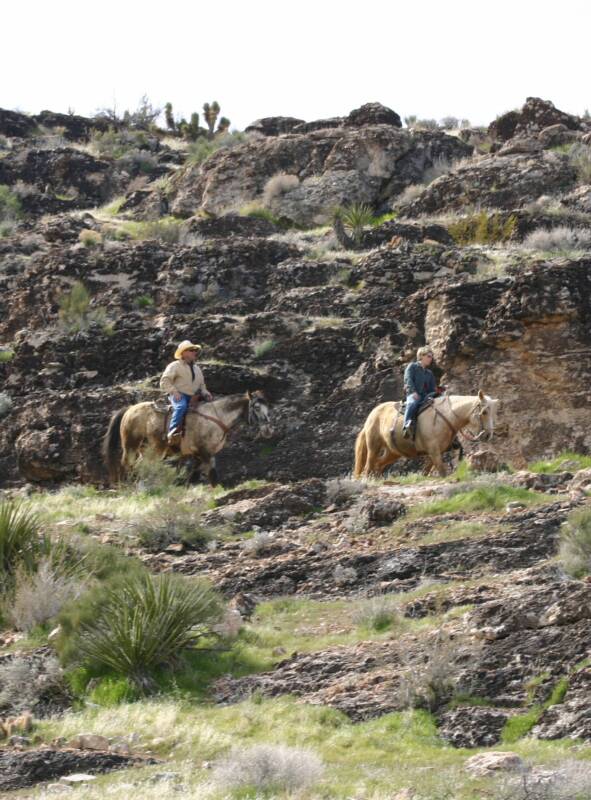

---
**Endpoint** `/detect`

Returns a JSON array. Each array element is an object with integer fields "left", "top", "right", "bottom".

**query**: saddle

[{"left": 400, "top": 395, "right": 436, "bottom": 417}]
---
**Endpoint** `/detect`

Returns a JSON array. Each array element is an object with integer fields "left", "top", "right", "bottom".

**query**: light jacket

[
  {"left": 159, "top": 360, "right": 207, "bottom": 396},
  {"left": 404, "top": 361, "right": 436, "bottom": 397}
]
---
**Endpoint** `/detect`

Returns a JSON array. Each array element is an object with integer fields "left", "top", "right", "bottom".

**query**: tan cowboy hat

[{"left": 174, "top": 340, "right": 202, "bottom": 359}]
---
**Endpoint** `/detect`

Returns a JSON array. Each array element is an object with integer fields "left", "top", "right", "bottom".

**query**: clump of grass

[
  {"left": 73, "top": 572, "right": 223, "bottom": 691},
  {"left": 122, "top": 217, "right": 183, "bottom": 244},
  {"left": 78, "top": 228, "right": 102, "bottom": 248},
  {"left": 212, "top": 743, "right": 324, "bottom": 794},
  {"left": 132, "top": 451, "right": 180, "bottom": 493},
  {"left": 242, "top": 531, "right": 274, "bottom": 556},
  {"left": 0, "top": 184, "right": 22, "bottom": 228},
  {"left": 0, "top": 501, "right": 49, "bottom": 585},
  {"left": 134, "top": 294, "right": 154, "bottom": 309},
  {"left": 569, "top": 142, "right": 591, "bottom": 184},
  {"left": 240, "top": 203, "right": 290, "bottom": 228},
  {"left": 134, "top": 500, "right": 214, "bottom": 552},
  {"left": 58, "top": 281, "right": 107, "bottom": 332},
  {"left": 397, "top": 629, "right": 459, "bottom": 711},
  {"left": 529, "top": 451, "right": 591, "bottom": 474},
  {"left": 0, "top": 349, "right": 15, "bottom": 363},
  {"left": 448, "top": 211, "right": 518, "bottom": 245},
  {"left": 521, "top": 226, "right": 591, "bottom": 253},
  {"left": 187, "top": 131, "right": 246, "bottom": 165},
  {"left": 251, "top": 336, "right": 276, "bottom": 358},
  {"left": 413, "top": 485, "right": 547, "bottom": 517},
  {"left": 501, "top": 676, "right": 571, "bottom": 744},
  {"left": 559, "top": 508, "right": 591, "bottom": 578},
  {"left": 262, "top": 173, "right": 300, "bottom": 206},
  {"left": 353, "top": 593, "right": 400, "bottom": 632}
]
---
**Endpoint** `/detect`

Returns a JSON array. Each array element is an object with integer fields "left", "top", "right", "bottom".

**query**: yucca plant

[
  {"left": 0, "top": 501, "right": 45, "bottom": 582},
  {"left": 333, "top": 203, "right": 376, "bottom": 245},
  {"left": 77, "top": 572, "right": 223, "bottom": 690}
]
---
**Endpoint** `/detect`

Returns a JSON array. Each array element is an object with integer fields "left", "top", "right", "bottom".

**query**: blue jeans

[
  {"left": 404, "top": 393, "right": 426, "bottom": 428},
  {"left": 169, "top": 393, "right": 190, "bottom": 432}
]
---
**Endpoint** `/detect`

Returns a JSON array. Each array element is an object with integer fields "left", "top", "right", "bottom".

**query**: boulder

[
  {"left": 345, "top": 102, "right": 402, "bottom": 128},
  {"left": 438, "top": 706, "right": 509, "bottom": 747},
  {"left": 464, "top": 751, "right": 525, "bottom": 777},
  {"left": 0, "top": 108, "right": 37, "bottom": 138},
  {"left": 466, "top": 448, "right": 502, "bottom": 473},
  {"left": 245, "top": 117, "right": 305, "bottom": 136}
]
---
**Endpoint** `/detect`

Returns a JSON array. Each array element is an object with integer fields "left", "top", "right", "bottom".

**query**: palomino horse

[
  {"left": 354, "top": 391, "right": 499, "bottom": 478},
  {"left": 103, "top": 390, "right": 271, "bottom": 486}
]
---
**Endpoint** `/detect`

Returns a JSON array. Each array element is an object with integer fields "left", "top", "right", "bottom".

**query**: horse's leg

[
  {"left": 208, "top": 457, "right": 219, "bottom": 487},
  {"left": 427, "top": 448, "right": 447, "bottom": 478},
  {"left": 374, "top": 451, "right": 400, "bottom": 476}
]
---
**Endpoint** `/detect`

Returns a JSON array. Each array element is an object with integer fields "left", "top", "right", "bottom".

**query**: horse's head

[
  {"left": 476, "top": 390, "right": 500, "bottom": 440},
  {"left": 247, "top": 390, "right": 272, "bottom": 436}
]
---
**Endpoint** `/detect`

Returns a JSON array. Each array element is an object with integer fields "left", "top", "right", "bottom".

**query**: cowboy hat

[{"left": 174, "top": 340, "right": 202, "bottom": 359}]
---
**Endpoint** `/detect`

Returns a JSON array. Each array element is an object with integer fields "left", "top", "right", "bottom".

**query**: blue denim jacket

[{"left": 404, "top": 361, "right": 436, "bottom": 396}]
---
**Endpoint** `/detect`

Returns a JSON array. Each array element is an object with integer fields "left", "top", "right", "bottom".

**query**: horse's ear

[{"left": 478, "top": 389, "right": 485, "bottom": 401}]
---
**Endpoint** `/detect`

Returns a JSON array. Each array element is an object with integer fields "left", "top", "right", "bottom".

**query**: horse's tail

[
  {"left": 353, "top": 428, "right": 368, "bottom": 478},
  {"left": 103, "top": 407, "right": 126, "bottom": 484}
]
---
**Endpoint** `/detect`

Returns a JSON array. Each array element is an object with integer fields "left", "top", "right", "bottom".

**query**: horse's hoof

[{"left": 209, "top": 468, "right": 219, "bottom": 487}]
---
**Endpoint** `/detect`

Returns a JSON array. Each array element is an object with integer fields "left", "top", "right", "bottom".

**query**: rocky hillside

[
  {"left": 1, "top": 96, "right": 591, "bottom": 486},
  {"left": 0, "top": 97, "right": 591, "bottom": 799}
]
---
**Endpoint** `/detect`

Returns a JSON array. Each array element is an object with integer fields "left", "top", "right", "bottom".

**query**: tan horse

[
  {"left": 353, "top": 391, "right": 499, "bottom": 478},
  {"left": 103, "top": 390, "right": 271, "bottom": 486}
]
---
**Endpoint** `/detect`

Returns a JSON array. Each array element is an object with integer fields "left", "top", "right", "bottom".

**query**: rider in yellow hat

[{"left": 160, "top": 340, "right": 212, "bottom": 442}]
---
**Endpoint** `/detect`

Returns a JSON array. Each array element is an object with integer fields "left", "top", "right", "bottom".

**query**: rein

[
  {"left": 433, "top": 397, "right": 485, "bottom": 442},
  {"left": 195, "top": 408, "right": 231, "bottom": 437}
]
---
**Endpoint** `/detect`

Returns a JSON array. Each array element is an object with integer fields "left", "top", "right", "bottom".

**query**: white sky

[{"left": 3, "top": 0, "right": 590, "bottom": 130}]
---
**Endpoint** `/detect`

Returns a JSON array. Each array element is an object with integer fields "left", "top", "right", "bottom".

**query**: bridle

[{"left": 434, "top": 396, "right": 489, "bottom": 442}]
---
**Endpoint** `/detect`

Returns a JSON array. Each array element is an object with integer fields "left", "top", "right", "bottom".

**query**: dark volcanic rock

[
  {"left": 399, "top": 152, "right": 577, "bottom": 216},
  {"left": 35, "top": 110, "right": 97, "bottom": 141},
  {"left": 489, "top": 97, "right": 582, "bottom": 141},
  {"left": 438, "top": 706, "right": 509, "bottom": 747},
  {"left": 184, "top": 212, "right": 279, "bottom": 238},
  {"left": 245, "top": 117, "right": 306, "bottom": 136},
  {"left": 0, "top": 108, "right": 37, "bottom": 138},
  {"left": 345, "top": 102, "right": 402, "bottom": 128},
  {"left": 533, "top": 667, "right": 591, "bottom": 740},
  {"left": 0, "top": 749, "right": 152, "bottom": 791}
]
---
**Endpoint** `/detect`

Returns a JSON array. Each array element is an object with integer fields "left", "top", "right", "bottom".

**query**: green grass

[
  {"left": 411, "top": 485, "right": 550, "bottom": 518},
  {"left": 35, "top": 695, "right": 587, "bottom": 800},
  {"left": 0, "top": 349, "right": 14, "bottom": 362},
  {"left": 529, "top": 451, "right": 591, "bottom": 473},
  {"left": 502, "top": 675, "right": 572, "bottom": 744}
]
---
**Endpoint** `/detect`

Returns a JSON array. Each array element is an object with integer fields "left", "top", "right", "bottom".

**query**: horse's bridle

[{"left": 436, "top": 396, "right": 488, "bottom": 442}]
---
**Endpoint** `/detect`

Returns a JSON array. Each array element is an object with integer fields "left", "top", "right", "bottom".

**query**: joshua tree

[
  {"left": 203, "top": 101, "right": 221, "bottom": 138},
  {"left": 217, "top": 116, "right": 231, "bottom": 134},
  {"left": 165, "top": 102, "right": 176, "bottom": 132}
]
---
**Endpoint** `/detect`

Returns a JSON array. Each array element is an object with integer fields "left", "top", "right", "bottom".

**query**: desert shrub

[
  {"left": 569, "top": 143, "right": 591, "bottom": 184},
  {"left": 326, "top": 477, "right": 365, "bottom": 506},
  {"left": 78, "top": 229, "right": 102, "bottom": 248},
  {"left": 132, "top": 451, "right": 179, "bottom": 492},
  {"left": 116, "top": 149, "right": 158, "bottom": 175},
  {"left": 353, "top": 593, "right": 400, "bottom": 631},
  {"left": 397, "top": 630, "right": 458, "bottom": 710},
  {"left": 449, "top": 211, "right": 518, "bottom": 245},
  {"left": 0, "top": 184, "right": 21, "bottom": 223},
  {"left": 251, "top": 336, "right": 276, "bottom": 358},
  {"left": 212, "top": 743, "right": 324, "bottom": 793},
  {"left": 90, "top": 128, "right": 150, "bottom": 159},
  {"left": 495, "top": 760, "right": 591, "bottom": 800},
  {"left": 187, "top": 131, "right": 246, "bottom": 165},
  {"left": 73, "top": 572, "right": 223, "bottom": 689},
  {"left": 0, "top": 655, "right": 66, "bottom": 714},
  {"left": 0, "top": 392, "right": 12, "bottom": 418},
  {"left": 58, "top": 281, "right": 107, "bottom": 332},
  {"left": 398, "top": 183, "right": 425, "bottom": 205},
  {"left": 9, "top": 558, "right": 85, "bottom": 632},
  {"left": 135, "top": 501, "right": 213, "bottom": 552},
  {"left": 521, "top": 226, "right": 591, "bottom": 253},
  {"left": 559, "top": 508, "right": 591, "bottom": 578},
  {"left": 0, "top": 501, "right": 48, "bottom": 584},
  {"left": 422, "top": 155, "right": 455, "bottom": 184},
  {"left": 262, "top": 173, "right": 300, "bottom": 206}
]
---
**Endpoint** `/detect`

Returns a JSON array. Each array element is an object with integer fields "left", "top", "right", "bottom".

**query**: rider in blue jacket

[{"left": 402, "top": 346, "right": 436, "bottom": 438}]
